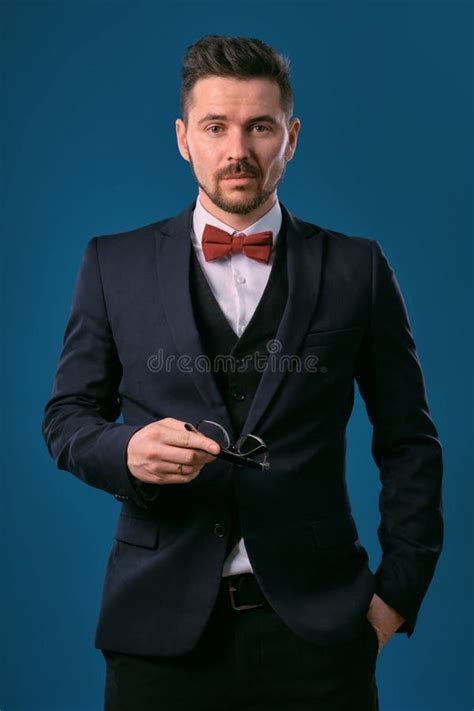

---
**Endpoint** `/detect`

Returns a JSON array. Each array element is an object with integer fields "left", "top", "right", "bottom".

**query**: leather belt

[{"left": 222, "top": 573, "right": 268, "bottom": 611}]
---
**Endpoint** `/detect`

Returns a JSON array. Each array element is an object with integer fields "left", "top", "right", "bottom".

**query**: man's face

[{"left": 176, "top": 76, "right": 300, "bottom": 215}]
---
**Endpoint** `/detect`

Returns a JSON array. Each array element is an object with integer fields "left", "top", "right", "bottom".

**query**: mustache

[{"left": 220, "top": 163, "right": 258, "bottom": 179}]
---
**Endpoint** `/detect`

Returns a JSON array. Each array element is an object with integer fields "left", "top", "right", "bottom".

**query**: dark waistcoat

[{"left": 189, "top": 219, "right": 288, "bottom": 441}]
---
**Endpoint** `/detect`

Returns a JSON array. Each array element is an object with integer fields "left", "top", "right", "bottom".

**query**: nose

[{"left": 226, "top": 128, "right": 250, "bottom": 162}]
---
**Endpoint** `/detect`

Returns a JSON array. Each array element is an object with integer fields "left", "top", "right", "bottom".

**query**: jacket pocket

[
  {"left": 310, "top": 512, "right": 359, "bottom": 548},
  {"left": 301, "top": 326, "right": 363, "bottom": 349},
  {"left": 114, "top": 513, "right": 159, "bottom": 549}
]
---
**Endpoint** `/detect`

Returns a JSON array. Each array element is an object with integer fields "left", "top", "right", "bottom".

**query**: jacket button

[
  {"left": 232, "top": 391, "right": 245, "bottom": 401},
  {"left": 214, "top": 523, "right": 226, "bottom": 538}
]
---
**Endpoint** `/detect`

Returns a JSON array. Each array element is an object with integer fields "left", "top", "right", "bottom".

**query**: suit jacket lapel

[
  {"left": 241, "top": 202, "right": 324, "bottom": 435},
  {"left": 154, "top": 199, "right": 324, "bottom": 438},
  {"left": 154, "top": 200, "right": 235, "bottom": 433}
]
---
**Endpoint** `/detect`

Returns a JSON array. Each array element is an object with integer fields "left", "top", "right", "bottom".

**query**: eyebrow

[{"left": 197, "top": 114, "right": 279, "bottom": 126}]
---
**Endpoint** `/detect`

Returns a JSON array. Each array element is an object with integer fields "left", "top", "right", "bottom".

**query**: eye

[
  {"left": 206, "top": 125, "right": 223, "bottom": 134},
  {"left": 252, "top": 125, "right": 271, "bottom": 133}
]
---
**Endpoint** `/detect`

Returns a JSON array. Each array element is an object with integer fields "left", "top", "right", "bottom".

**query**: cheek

[
  {"left": 263, "top": 152, "right": 286, "bottom": 177},
  {"left": 189, "top": 148, "right": 215, "bottom": 176},
  {"left": 198, "top": 144, "right": 218, "bottom": 165}
]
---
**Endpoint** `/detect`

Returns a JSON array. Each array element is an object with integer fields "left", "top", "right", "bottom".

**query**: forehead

[{"left": 188, "top": 76, "right": 283, "bottom": 118}]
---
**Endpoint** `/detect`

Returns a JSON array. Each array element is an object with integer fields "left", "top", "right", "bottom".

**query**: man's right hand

[{"left": 126, "top": 417, "right": 221, "bottom": 486}]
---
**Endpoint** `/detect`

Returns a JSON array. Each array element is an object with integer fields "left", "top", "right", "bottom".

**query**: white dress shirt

[{"left": 191, "top": 195, "right": 283, "bottom": 576}]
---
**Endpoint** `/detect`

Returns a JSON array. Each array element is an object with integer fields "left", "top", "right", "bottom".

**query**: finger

[
  {"left": 151, "top": 460, "right": 204, "bottom": 476},
  {"left": 157, "top": 417, "right": 190, "bottom": 430},
  {"left": 157, "top": 421, "right": 221, "bottom": 454},
  {"left": 150, "top": 443, "right": 216, "bottom": 467},
  {"left": 139, "top": 472, "right": 199, "bottom": 485},
  {"left": 145, "top": 465, "right": 202, "bottom": 485}
]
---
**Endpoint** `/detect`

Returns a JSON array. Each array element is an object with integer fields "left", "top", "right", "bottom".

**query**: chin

[{"left": 225, "top": 184, "right": 258, "bottom": 194}]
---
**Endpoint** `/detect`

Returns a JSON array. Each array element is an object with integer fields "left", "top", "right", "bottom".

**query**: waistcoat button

[
  {"left": 232, "top": 391, "right": 246, "bottom": 401},
  {"left": 214, "top": 523, "right": 226, "bottom": 537}
]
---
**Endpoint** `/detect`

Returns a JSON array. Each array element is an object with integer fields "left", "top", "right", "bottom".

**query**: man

[{"left": 42, "top": 35, "right": 444, "bottom": 710}]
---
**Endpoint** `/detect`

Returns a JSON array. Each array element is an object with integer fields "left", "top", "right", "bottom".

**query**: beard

[{"left": 187, "top": 154, "right": 288, "bottom": 215}]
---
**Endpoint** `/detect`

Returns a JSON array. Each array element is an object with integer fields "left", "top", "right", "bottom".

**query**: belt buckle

[{"left": 228, "top": 578, "right": 265, "bottom": 611}]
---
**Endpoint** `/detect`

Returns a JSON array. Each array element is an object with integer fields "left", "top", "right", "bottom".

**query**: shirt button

[
  {"left": 236, "top": 275, "right": 246, "bottom": 284},
  {"left": 232, "top": 391, "right": 246, "bottom": 401},
  {"left": 214, "top": 523, "right": 226, "bottom": 538}
]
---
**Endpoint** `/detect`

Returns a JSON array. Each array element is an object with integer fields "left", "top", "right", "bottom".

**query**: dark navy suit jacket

[{"left": 42, "top": 200, "right": 444, "bottom": 656}]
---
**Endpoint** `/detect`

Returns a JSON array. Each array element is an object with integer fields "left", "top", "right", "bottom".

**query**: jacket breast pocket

[
  {"left": 114, "top": 513, "right": 160, "bottom": 549},
  {"left": 301, "top": 326, "right": 363, "bottom": 350}
]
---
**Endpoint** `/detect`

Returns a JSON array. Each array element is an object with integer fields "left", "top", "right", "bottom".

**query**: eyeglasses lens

[
  {"left": 235, "top": 434, "right": 268, "bottom": 465},
  {"left": 196, "top": 421, "right": 231, "bottom": 450}
]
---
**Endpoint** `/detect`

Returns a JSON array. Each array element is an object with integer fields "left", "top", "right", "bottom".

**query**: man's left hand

[{"left": 366, "top": 593, "right": 406, "bottom": 653}]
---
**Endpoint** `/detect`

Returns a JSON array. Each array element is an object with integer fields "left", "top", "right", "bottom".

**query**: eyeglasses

[{"left": 184, "top": 420, "right": 270, "bottom": 471}]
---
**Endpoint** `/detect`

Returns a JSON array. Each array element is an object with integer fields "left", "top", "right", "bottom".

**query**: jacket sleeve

[
  {"left": 354, "top": 239, "right": 444, "bottom": 637},
  {"left": 42, "top": 236, "right": 160, "bottom": 509}
]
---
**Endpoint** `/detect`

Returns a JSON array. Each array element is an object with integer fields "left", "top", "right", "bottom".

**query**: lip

[{"left": 223, "top": 175, "right": 256, "bottom": 181}]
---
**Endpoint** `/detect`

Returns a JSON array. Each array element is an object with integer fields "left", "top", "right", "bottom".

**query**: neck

[{"left": 198, "top": 190, "right": 277, "bottom": 231}]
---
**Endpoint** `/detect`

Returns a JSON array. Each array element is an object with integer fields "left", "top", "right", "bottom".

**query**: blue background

[{"left": 1, "top": 1, "right": 472, "bottom": 709}]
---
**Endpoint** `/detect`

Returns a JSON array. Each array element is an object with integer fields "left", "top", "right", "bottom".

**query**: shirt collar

[{"left": 191, "top": 194, "right": 282, "bottom": 253}]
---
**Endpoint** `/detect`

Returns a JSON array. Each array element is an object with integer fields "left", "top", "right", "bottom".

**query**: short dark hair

[{"left": 180, "top": 35, "right": 294, "bottom": 125}]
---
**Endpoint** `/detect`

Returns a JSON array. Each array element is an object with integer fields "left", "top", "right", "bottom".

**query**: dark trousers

[{"left": 102, "top": 580, "right": 380, "bottom": 711}]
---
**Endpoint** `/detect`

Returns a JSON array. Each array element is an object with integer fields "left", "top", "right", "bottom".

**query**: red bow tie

[{"left": 201, "top": 224, "right": 273, "bottom": 264}]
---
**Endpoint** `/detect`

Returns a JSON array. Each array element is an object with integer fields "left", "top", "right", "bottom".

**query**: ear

[
  {"left": 286, "top": 117, "right": 301, "bottom": 161},
  {"left": 175, "top": 118, "right": 190, "bottom": 162}
]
